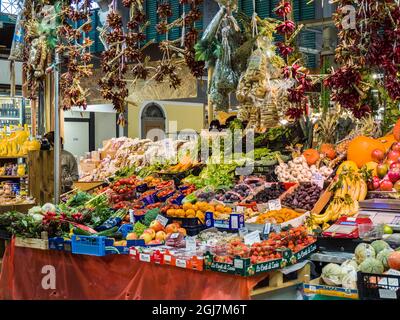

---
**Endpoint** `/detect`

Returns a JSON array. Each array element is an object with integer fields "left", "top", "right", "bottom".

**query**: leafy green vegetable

[
  {"left": 143, "top": 208, "right": 160, "bottom": 226},
  {"left": 65, "top": 191, "right": 92, "bottom": 207},
  {"left": 133, "top": 221, "right": 147, "bottom": 237}
]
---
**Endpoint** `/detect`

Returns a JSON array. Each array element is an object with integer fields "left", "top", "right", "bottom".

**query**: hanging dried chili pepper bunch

[
  {"left": 99, "top": 9, "right": 129, "bottom": 116},
  {"left": 155, "top": 41, "right": 182, "bottom": 89},
  {"left": 156, "top": 1, "right": 173, "bottom": 34},
  {"left": 57, "top": 0, "right": 93, "bottom": 110},
  {"left": 274, "top": 0, "right": 313, "bottom": 120},
  {"left": 123, "top": 0, "right": 149, "bottom": 80},
  {"left": 325, "top": 0, "right": 400, "bottom": 118},
  {"left": 181, "top": 0, "right": 204, "bottom": 78}
]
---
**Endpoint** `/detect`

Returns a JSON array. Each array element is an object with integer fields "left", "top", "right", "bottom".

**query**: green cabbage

[
  {"left": 359, "top": 258, "right": 384, "bottom": 274},
  {"left": 355, "top": 243, "right": 376, "bottom": 264},
  {"left": 321, "top": 263, "right": 344, "bottom": 286},
  {"left": 341, "top": 259, "right": 358, "bottom": 273},
  {"left": 341, "top": 270, "right": 357, "bottom": 290},
  {"left": 376, "top": 248, "right": 394, "bottom": 270},
  {"left": 42, "top": 203, "right": 56, "bottom": 213},
  {"left": 371, "top": 240, "right": 390, "bottom": 254}
]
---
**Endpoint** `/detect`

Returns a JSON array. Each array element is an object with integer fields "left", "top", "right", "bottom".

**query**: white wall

[
  {"left": 0, "top": 60, "right": 22, "bottom": 85},
  {"left": 95, "top": 112, "right": 116, "bottom": 149}
]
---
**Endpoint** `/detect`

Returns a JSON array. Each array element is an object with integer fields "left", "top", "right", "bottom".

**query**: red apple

[
  {"left": 380, "top": 180, "right": 393, "bottom": 191},
  {"left": 371, "top": 149, "right": 385, "bottom": 162},
  {"left": 390, "top": 162, "right": 400, "bottom": 170},
  {"left": 387, "top": 150, "right": 400, "bottom": 161},
  {"left": 369, "top": 176, "right": 381, "bottom": 190},
  {"left": 388, "top": 168, "right": 400, "bottom": 183},
  {"left": 394, "top": 180, "right": 400, "bottom": 192},
  {"left": 391, "top": 142, "right": 400, "bottom": 152},
  {"left": 377, "top": 163, "right": 389, "bottom": 179},
  {"left": 386, "top": 159, "right": 396, "bottom": 168},
  {"left": 149, "top": 220, "right": 164, "bottom": 232}
]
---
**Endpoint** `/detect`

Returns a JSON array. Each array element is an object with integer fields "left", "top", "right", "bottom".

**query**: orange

[
  {"left": 176, "top": 209, "right": 185, "bottom": 217},
  {"left": 185, "top": 209, "right": 195, "bottom": 217},
  {"left": 224, "top": 207, "right": 232, "bottom": 214},
  {"left": 167, "top": 209, "right": 176, "bottom": 216},
  {"left": 215, "top": 204, "right": 225, "bottom": 212},
  {"left": 182, "top": 203, "right": 193, "bottom": 210}
]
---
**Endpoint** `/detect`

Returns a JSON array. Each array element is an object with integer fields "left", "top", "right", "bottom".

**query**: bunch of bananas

[
  {"left": 332, "top": 171, "right": 368, "bottom": 202},
  {"left": 308, "top": 169, "right": 367, "bottom": 231}
]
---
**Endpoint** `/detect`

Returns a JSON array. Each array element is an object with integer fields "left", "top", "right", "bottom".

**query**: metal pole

[{"left": 54, "top": 52, "right": 60, "bottom": 204}]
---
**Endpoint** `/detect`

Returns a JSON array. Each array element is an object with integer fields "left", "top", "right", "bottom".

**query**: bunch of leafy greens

[
  {"left": 0, "top": 211, "right": 43, "bottom": 238},
  {"left": 143, "top": 208, "right": 160, "bottom": 226},
  {"left": 133, "top": 221, "right": 147, "bottom": 236},
  {"left": 65, "top": 191, "right": 92, "bottom": 207}
]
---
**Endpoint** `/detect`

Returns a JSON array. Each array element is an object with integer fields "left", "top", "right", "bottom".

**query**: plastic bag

[{"left": 8, "top": 0, "right": 26, "bottom": 61}]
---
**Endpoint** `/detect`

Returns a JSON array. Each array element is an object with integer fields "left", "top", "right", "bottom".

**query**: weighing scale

[{"left": 357, "top": 198, "right": 400, "bottom": 232}]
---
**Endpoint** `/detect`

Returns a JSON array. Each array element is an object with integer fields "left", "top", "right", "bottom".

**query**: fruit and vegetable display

[
  {"left": 251, "top": 183, "right": 286, "bottom": 204},
  {"left": 320, "top": 240, "right": 400, "bottom": 290},
  {"left": 282, "top": 183, "right": 323, "bottom": 212},
  {"left": 254, "top": 208, "right": 302, "bottom": 224},
  {"left": 275, "top": 155, "right": 334, "bottom": 183}
]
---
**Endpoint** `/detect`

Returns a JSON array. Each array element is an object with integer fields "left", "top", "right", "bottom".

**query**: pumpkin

[
  {"left": 337, "top": 161, "right": 358, "bottom": 175},
  {"left": 362, "top": 161, "right": 378, "bottom": 177},
  {"left": 320, "top": 143, "right": 336, "bottom": 160},
  {"left": 302, "top": 149, "right": 320, "bottom": 166},
  {"left": 378, "top": 134, "right": 396, "bottom": 151},
  {"left": 347, "top": 136, "right": 386, "bottom": 168},
  {"left": 393, "top": 119, "right": 400, "bottom": 141},
  {"left": 388, "top": 251, "right": 400, "bottom": 270}
]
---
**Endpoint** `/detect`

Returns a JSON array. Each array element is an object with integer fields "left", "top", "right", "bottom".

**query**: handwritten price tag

[
  {"left": 185, "top": 236, "right": 197, "bottom": 252},
  {"left": 156, "top": 214, "right": 169, "bottom": 227},
  {"left": 263, "top": 223, "right": 271, "bottom": 236},
  {"left": 244, "top": 231, "right": 261, "bottom": 246},
  {"left": 268, "top": 199, "right": 282, "bottom": 211},
  {"left": 239, "top": 227, "right": 249, "bottom": 237},
  {"left": 312, "top": 172, "right": 324, "bottom": 188}
]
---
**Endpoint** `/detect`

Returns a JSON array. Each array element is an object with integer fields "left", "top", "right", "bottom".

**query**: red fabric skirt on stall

[{"left": 0, "top": 240, "right": 265, "bottom": 300}]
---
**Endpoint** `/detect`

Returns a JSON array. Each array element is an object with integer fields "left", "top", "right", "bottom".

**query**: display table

[{"left": 0, "top": 241, "right": 265, "bottom": 300}]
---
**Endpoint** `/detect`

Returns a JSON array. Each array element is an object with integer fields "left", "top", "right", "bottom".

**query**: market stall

[{"left": 1, "top": 0, "right": 400, "bottom": 302}]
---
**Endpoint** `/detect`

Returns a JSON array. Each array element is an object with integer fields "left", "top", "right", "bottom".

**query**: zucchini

[
  {"left": 72, "top": 227, "right": 93, "bottom": 236},
  {"left": 96, "top": 226, "right": 119, "bottom": 237}
]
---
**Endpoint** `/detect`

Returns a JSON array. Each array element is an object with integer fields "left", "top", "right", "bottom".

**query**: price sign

[
  {"left": 185, "top": 236, "right": 197, "bottom": 252},
  {"left": 244, "top": 231, "right": 261, "bottom": 246},
  {"left": 239, "top": 227, "right": 249, "bottom": 237},
  {"left": 236, "top": 206, "right": 245, "bottom": 213},
  {"left": 156, "top": 214, "right": 169, "bottom": 227},
  {"left": 312, "top": 172, "right": 324, "bottom": 188},
  {"left": 268, "top": 199, "right": 282, "bottom": 211},
  {"left": 176, "top": 259, "right": 187, "bottom": 268},
  {"left": 263, "top": 222, "right": 271, "bottom": 236},
  {"left": 129, "top": 209, "right": 134, "bottom": 223},
  {"left": 170, "top": 232, "right": 180, "bottom": 239}
]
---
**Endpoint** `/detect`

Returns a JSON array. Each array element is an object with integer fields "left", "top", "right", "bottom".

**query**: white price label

[
  {"left": 164, "top": 255, "right": 172, "bottom": 263},
  {"left": 379, "top": 289, "right": 397, "bottom": 300},
  {"left": 263, "top": 223, "right": 271, "bottom": 235},
  {"left": 268, "top": 199, "right": 282, "bottom": 211},
  {"left": 176, "top": 259, "right": 187, "bottom": 268},
  {"left": 312, "top": 172, "right": 324, "bottom": 188},
  {"left": 139, "top": 253, "right": 151, "bottom": 262},
  {"left": 129, "top": 209, "right": 134, "bottom": 223},
  {"left": 239, "top": 227, "right": 249, "bottom": 237},
  {"left": 236, "top": 206, "right": 245, "bottom": 213},
  {"left": 156, "top": 214, "right": 169, "bottom": 227},
  {"left": 231, "top": 215, "right": 239, "bottom": 229},
  {"left": 244, "top": 231, "right": 261, "bottom": 246},
  {"left": 170, "top": 232, "right": 180, "bottom": 239},
  {"left": 185, "top": 236, "right": 197, "bottom": 252},
  {"left": 234, "top": 258, "right": 244, "bottom": 269}
]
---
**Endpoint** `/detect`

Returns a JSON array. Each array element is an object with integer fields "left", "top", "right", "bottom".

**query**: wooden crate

[
  {"left": 0, "top": 203, "right": 36, "bottom": 214},
  {"left": 73, "top": 181, "right": 104, "bottom": 192},
  {"left": 251, "top": 263, "right": 310, "bottom": 297},
  {"left": 28, "top": 150, "right": 58, "bottom": 204},
  {"left": 15, "top": 237, "right": 49, "bottom": 250}
]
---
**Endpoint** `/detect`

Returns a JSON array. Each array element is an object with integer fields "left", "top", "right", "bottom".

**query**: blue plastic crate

[
  {"left": 118, "top": 224, "right": 133, "bottom": 238},
  {"left": 71, "top": 235, "right": 110, "bottom": 256},
  {"left": 49, "top": 237, "right": 72, "bottom": 252}
]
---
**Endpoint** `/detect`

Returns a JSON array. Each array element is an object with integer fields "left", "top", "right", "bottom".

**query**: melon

[
  {"left": 377, "top": 248, "right": 394, "bottom": 270},
  {"left": 371, "top": 240, "right": 390, "bottom": 254},
  {"left": 359, "top": 258, "right": 384, "bottom": 274},
  {"left": 355, "top": 243, "right": 376, "bottom": 264}
]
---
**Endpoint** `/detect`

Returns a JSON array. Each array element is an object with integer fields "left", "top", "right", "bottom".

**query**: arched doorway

[{"left": 141, "top": 103, "right": 166, "bottom": 140}]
